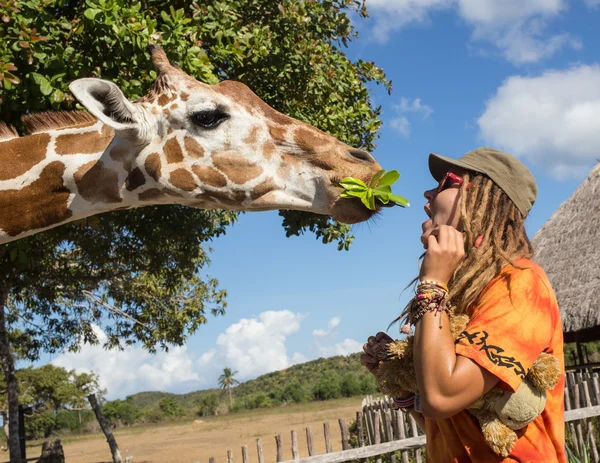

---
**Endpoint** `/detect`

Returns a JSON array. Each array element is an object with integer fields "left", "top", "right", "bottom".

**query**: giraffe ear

[{"left": 69, "top": 78, "right": 141, "bottom": 138}]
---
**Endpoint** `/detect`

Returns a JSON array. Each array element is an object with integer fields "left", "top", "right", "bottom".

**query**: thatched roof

[{"left": 531, "top": 163, "right": 600, "bottom": 343}]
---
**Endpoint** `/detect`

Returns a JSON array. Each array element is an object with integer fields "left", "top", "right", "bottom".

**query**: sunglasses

[{"left": 436, "top": 172, "right": 466, "bottom": 194}]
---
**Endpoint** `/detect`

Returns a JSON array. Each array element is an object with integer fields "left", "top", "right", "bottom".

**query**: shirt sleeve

[{"left": 454, "top": 265, "right": 556, "bottom": 392}]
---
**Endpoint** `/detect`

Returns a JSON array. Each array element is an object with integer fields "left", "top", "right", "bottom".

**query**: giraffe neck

[{"left": 0, "top": 120, "right": 156, "bottom": 245}]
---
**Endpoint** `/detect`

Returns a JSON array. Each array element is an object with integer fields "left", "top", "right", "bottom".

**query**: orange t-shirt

[{"left": 424, "top": 259, "right": 566, "bottom": 463}]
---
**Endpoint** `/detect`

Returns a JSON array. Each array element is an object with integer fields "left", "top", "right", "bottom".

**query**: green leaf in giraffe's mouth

[{"left": 339, "top": 169, "right": 410, "bottom": 211}]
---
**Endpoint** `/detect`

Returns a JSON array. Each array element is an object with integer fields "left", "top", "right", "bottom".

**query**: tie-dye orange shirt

[{"left": 424, "top": 259, "right": 565, "bottom": 463}]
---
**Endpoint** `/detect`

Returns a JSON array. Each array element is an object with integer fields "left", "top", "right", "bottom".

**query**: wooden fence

[{"left": 205, "top": 371, "right": 600, "bottom": 463}]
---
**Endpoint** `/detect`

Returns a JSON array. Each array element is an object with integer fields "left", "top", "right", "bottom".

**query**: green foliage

[
  {"left": 340, "top": 170, "right": 409, "bottom": 210},
  {"left": 196, "top": 392, "right": 219, "bottom": 417},
  {"left": 340, "top": 372, "right": 362, "bottom": 397},
  {"left": 279, "top": 380, "right": 312, "bottom": 404},
  {"left": 312, "top": 370, "right": 342, "bottom": 400},
  {"left": 158, "top": 397, "right": 184, "bottom": 417},
  {"left": 23, "top": 410, "right": 56, "bottom": 440},
  {"left": 102, "top": 398, "right": 142, "bottom": 426}
]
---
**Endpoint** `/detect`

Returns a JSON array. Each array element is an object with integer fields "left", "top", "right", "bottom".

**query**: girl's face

[{"left": 421, "top": 170, "right": 465, "bottom": 249}]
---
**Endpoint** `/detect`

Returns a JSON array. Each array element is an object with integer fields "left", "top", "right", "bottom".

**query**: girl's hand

[{"left": 420, "top": 225, "right": 465, "bottom": 286}]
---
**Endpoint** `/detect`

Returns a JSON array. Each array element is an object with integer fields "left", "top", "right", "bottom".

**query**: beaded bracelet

[
  {"left": 418, "top": 279, "right": 449, "bottom": 293},
  {"left": 406, "top": 286, "right": 454, "bottom": 328},
  {"left": 392, "top": 395, "right": 415, "bottom": 412}
]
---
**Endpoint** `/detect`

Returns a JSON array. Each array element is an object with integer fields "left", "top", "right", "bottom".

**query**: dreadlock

[{"left": 449, "top": 173, "right": 533, "bottom": 314}]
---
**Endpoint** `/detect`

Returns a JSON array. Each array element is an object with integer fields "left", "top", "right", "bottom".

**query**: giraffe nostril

[{"left": 348, "top": 149, "right": 375, "bottom": 163}]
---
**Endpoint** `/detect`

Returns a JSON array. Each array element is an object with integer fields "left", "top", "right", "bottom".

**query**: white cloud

[
  {"left": 52, "top": 311, "right": 307, "bottom": 399},
  {"left": 389, "top": 97, "right": 433, "bottom": 138},
  {"left": 390, "top": 116, "right": 411, "bottom": 138},
  {"left": 477, "top": 64, "right": 600, "bottom": 178},
  {"left": 584, "top": 0, "right": 600, "bottom": 8},
  {"left": 365, "top": 0, "right": 579, "bottom": 64},
  {"left": 52, "top": 326, "right": 201, "bottom": 399},
  {"left": 312, "top": 317, "right": 363, "bottom": 357}
]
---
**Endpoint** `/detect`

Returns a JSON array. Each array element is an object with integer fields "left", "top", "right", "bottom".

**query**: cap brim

[{"left": 428, "top": 153, "right": 485, "bottom": 182}]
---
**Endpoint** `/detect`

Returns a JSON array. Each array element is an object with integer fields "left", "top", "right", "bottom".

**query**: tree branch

[{"left": 81, "top": 291, "right": 150, "bottom": 330}]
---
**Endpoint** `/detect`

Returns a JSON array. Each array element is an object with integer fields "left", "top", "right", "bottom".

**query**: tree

[
  {"left": 196, "top": 392, "right": 220, "bottom": 417},
  {"left": 312, "top": 370, "right": 342, "bottom": 401},
  {"left": 158, "top": 397, "right": 184, "bottom": 418},
  {"left": 340, "top": 373, "right": 362, "bottom": 397},
  {"left": 218, "top": 367, "right": 240, "bottom": 407},
  {"left": 0, "top": 1, "right": 389, "bottom": 460},
  {"left": 0, "top": 365, "right": 98, "bottom": 440}
]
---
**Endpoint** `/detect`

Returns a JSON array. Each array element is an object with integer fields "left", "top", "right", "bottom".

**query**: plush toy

[{"left": 375, "top": 314, "right": 561, "bottom": 457}]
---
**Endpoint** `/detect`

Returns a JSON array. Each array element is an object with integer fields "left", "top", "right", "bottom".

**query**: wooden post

[
  {"left": 88, "top": 393, "right": 122, "bottom": 463},
  {"left": 576, "top": 336, "right": 585, "bottom": 365},
  {"left": 323, "top": 422, "right": 332, "bottom": 453},
  {"left": 291, "top": 430, "right": 299, "bottom": 460},
  {"left": 275, "top": 435, "right": 283, "bottom": 462},
  {"left": 374, "top": 411, "right": 382, "bottom": 463},
  {"left": 306, "top": 426, "right": 315, "bottom": 456},
  {"left": 592, "top": 373, "right": 600, "bottom": 406},
  {"left": 582, "top": 381, "right": 599, "bottom": 462},
  {"left": 227, "top": 449, "right": 234, "bottom": 463},
  {"left": 339, "top": 418, "right": 349, "bottom": 451},
  {"left": 256, "top": 439, "right": 264, "bottom": 463},
  {"left": 356, "top": 411, "right": 366, "bottom": 463},
  {"left": 396, "top": 410, "right": 409, "bottom": 463},
  {"left": 209, "top": 457, "right": 216, "bottom": 463},
  {"left": 365, "top": 406, "right": 375, "bottom": 446},
  {"left": 242, "top": 445, "right": 249, "bottom": 463},
  {"left": 409, "top": 414, "right": 423, "bottom": 463},
  {"left": 383, "top": 411, "right": 396, "bottom": 463}
]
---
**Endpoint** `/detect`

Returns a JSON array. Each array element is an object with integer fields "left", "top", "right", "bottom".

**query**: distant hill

[{"left": 126, "top": 352, "right": 375, "bottom": 411}]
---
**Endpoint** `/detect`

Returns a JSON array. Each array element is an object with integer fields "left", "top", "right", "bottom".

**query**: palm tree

[{"left": 218, "top": 367, "right": 240, "bottom": 407}]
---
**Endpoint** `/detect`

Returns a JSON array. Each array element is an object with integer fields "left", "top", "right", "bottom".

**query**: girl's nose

[{"left": 424, "top": 188, "right": 436, "bottom": 201}]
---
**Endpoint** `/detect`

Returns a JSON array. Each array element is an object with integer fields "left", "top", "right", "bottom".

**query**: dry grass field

[{"left": 30, "top": 398, "right": 363, "bottom": 463}]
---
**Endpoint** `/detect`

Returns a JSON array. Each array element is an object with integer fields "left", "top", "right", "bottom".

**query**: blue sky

[{"left": 51, "top": 0, "right": 600, "bottom": 399}]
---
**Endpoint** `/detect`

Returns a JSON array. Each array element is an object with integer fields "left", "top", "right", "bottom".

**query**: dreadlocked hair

[{"left": 448, "top": 173, "right": 533, "bottom": 315}]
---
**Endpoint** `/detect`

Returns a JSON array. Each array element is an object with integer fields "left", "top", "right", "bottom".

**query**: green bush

[
  {"left": 341, "top": 373, "right": 362, "bottom": 397},
  {"left": 102, "top": 399, "right": 142, "bottom": 426},
  {"left": 313, "top": 370, "right": 342, "bottom": 401},
  {"left": 24, "top": 411, "right": 56, "bottom": 440},
  {"left": 158, "top": 397, "right": 184, "bottom": 417},
  {"left": 197, "top": 392, "right": 220, "bottom": 417}
]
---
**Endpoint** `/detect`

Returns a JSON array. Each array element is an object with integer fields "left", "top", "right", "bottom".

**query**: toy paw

[
  {"left": 481, "top": 418, "right": 518, "bottom": 457},
  {"left": 528, "top": 352, "right": 561, "bottom": 391}
]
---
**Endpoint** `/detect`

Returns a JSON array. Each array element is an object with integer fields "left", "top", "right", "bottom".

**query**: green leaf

[
  {"left": 31, "top": 73, "right": 53, "bottom": 96},
  {"left": 360, "top": 189, "right": 376, "bottom": 210},
  {"left": 378, "top": 170, "right": 400, "bottom": 187},
  {"left": 84, "top": 8, "right": 101, "bottom": 20},
  {"left": 339, "top": 177, "right": 368, "bottom": 190},
  {"left": 388, "top": 193, "right": 410, "bottom": 208},
  {"left": 368, "top": 169, "right": 385, "bottom": 188}
]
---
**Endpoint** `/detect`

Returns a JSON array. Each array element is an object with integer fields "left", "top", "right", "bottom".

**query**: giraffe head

[{"left": 69, "top": 45, "right": 383, "bottom": 224}]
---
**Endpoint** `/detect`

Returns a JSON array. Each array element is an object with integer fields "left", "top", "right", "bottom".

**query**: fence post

[
  {"left": 306, "top": 426, "right": 315, "bottom": 457},
  {"left": 339, "top": 418, "right": 349, "bottom": 451},
  {"left": 209, "top": 457, "right": 216, "bottom": 463},
  {"left": 409, "top": 414, "right": 423, "bottom": 463},
  {"left": 242, "top": 445, "right": 249, "bottom": 463},
  {"left": 227, "top": 449, "right": 233, "bottom": 463},
  {"left": 582, "top": 381, "right": 599, "bottom": 462},
  {"left": 323, "top": 421, "right": 332, "bottom": 453},
  {"left": 256, "top": 439, "right": 264, "bottom": 463},
  {"left": 275, "top": 435, "right": 283, "bottom": 462},
  {"left": 374, "top": 410, "right": 382, "bottom": 463},
  {"left": 291, "top": 430, "right": 299, "bottom": 460}
]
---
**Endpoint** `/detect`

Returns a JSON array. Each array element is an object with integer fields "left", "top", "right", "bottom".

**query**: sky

[{"left": 49, "top": 0, "right": 600, "bottom": 400}]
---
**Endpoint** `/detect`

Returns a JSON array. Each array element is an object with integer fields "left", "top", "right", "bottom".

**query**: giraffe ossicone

[{"left": 0, "top": 45, "right": 385, "bottom": 245}]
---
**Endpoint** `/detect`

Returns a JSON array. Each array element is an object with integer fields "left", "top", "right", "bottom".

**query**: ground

[{"left": 31, "top": 398, "right": 362, "bottom": 463}]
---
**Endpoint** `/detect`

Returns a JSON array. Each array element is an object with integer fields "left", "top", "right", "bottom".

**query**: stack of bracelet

[
  {"left": 392, "top": 394, "right": 415, "bottom": 413},
  {"left": 407, "top": 280, "right": 454, "bottom": 329}
]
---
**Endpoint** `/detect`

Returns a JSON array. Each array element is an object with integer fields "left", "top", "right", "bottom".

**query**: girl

[{"left": 362, "top": 147, "right": 565, "bottom": 462}]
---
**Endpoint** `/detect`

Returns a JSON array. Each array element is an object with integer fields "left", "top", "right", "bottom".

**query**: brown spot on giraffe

[
  {"left": 250, "top": 178, "right": 277, "bottom": 200},
  {"left": 192, "top": 165, "right": 228, "bottom": 188},
  {"left": 158, "top": 93, "right": 173, "bottom": 106},
  {"left": 293, "top": 126, "right": 330, "bottom": 155},
  {"left": 125, "top": 168, "right": 146, "bottom": 192},
  {"left": 244, "top": 127, "right": 260, "bottom": 147},
  {"left": 268, "top": 126, "right": 287, "bottom": 145},
  {"left": 74, "top": 161, "right": 122, "bottom": 204},
  {"left": 55, "top": 124, "right": 114, "bottom": 155},
  {"left": 139, "top": 188, "right": 165, "bottom": 201},
  {"left": 144, "top": 153, "right": 162, "bottom": 182},
  {"left": 212, "top": 151, "right": 263, "bottom": 184},
  {"left": 164, "top": 137, "right": 184, "bottom": 164},
  {"left": 0, "top": 161, "right": 72, "bottom": 236},
  {"left": 0, "top": 133, "right": 50, "bottom": 181},
  {"left": 180, "top": 92, "right": 190, "bottom": 102},
  {"left": 170, "top": 103, "right": 178, "bottom": 110},
  {"left": 109, "top": 145, "right": 133, "bottom": 171},
  {"left": 184, "top": 137, "right": 204, "bottom": 159},
  {"left": 170, "top": 168, "right": 197, "bottom": 191}
]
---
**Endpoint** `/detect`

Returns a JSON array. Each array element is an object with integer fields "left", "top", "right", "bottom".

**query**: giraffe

[{"left": 0, "top": 45, "right": 384, "bottom": 246}]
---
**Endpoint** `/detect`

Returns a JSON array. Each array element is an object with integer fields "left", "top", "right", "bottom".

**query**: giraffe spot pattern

[
  {"left": 268, "top": 126, "right": 287, "bottom": 145},
  {"left": 293, "top": 126, "right": 330, "bottom": 155},
  {"left": 144, "top": 153, "right": 162, "bottom": 182},
  {"left": 184, "top": 137, "right": 204, "bottom": 158},
  {"left": 169, "top": 168, "right": 197, "bottom": 191},
  {"left": 0, "top": 161, "right": 72, "bottom": 236},
  {"left": 164, "top": 137, "right": 184, "bottom": 164},
  {"left": 109, "top": 145, "right": 133, "bottom": 171},
  {"left": 74, "top": 160, "right": 122, "bottom": 204},
  {"left": 192, "top": 165, "right": 227, "bottom": 188},
  {"left": 212, "top": 151, "right": 263, "bottom": 184},
  {"left": 250, "top": 178, "right": 277, "bottom": 200},
  {"left": 125, "top": 168, "right": 146, "bottom": 192},
  {"left": 138, "top": 188, "right": 165, "bottom": 201},
  {"left": 0, "top": 133, "right": 50, "bottom": 181},
  {"left": 55, "top": 125, "right": 114, "bottom": 155}
]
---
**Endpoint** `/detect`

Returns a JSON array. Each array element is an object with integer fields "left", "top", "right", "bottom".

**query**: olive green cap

[{"left": 428, "top": 147, "right": 537, "bottom": 216}]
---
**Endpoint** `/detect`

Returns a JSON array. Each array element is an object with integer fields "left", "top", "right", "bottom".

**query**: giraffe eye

[{"left": 190, "top": 109, "right": 229, "bottom": 129}]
